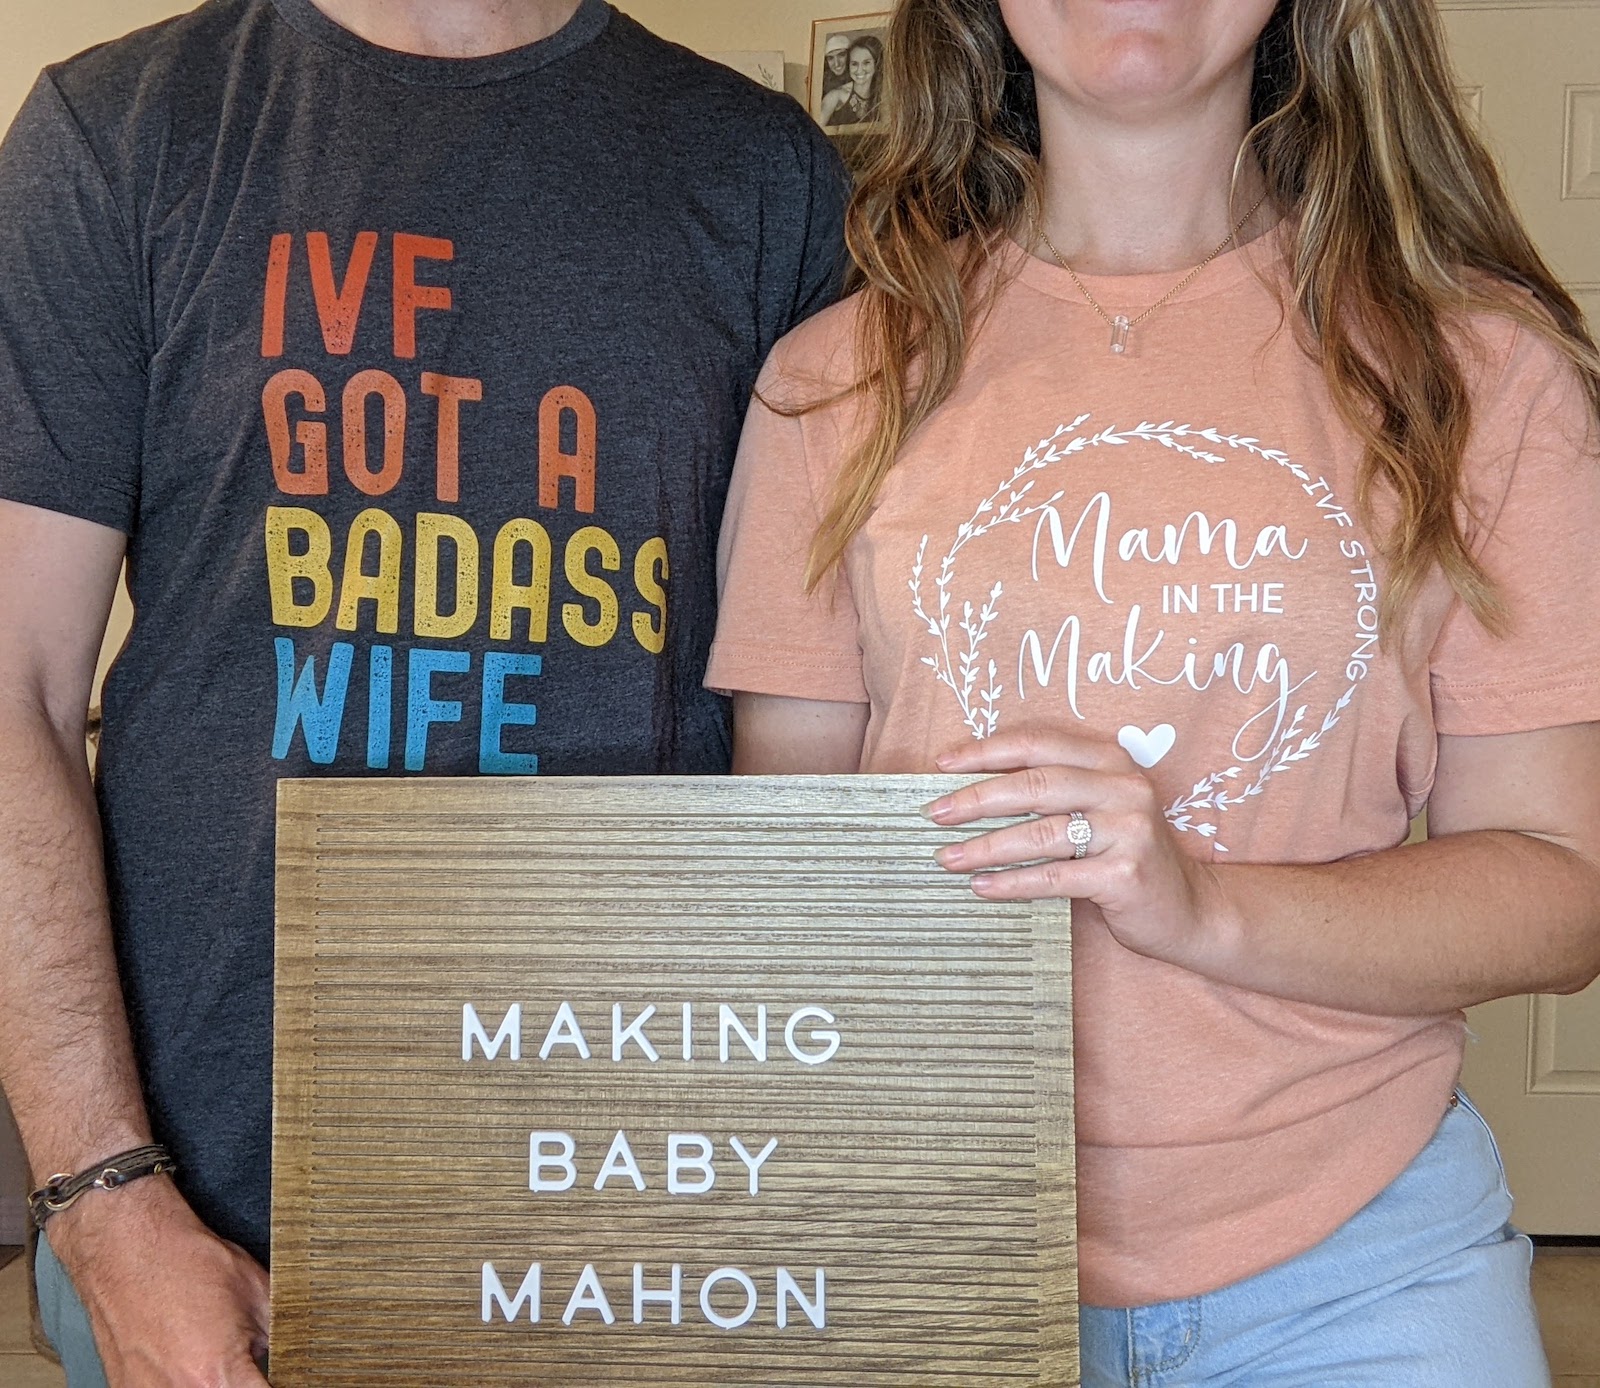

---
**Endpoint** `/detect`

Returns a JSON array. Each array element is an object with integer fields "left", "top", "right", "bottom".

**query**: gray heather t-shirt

[{"left": 0, "top": 0, "right": 846, "bottom": 1260}]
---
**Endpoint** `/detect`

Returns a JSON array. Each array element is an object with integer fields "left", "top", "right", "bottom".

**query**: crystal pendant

[{"left": 1110, "top": 316, "right": 1131, "bottom": 354}]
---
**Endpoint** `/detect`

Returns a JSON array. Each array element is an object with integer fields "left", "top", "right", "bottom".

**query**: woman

[
  {"left": 821, "top": 34, "right": 884, "bottom": 128},
  {"left": 710, "top": 0, "right": 1600, "bottom": 1382}
]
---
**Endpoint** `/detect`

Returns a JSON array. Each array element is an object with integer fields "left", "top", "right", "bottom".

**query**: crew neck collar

[
  {"left": 267, "top": 0, "right": 611, "bottom": 87},
  {"left": 1003, "top": 219, "right": 1288, "bottom": 309}
]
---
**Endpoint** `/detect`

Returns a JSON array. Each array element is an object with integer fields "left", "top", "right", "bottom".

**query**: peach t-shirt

[{"left": 706, "top": 234, "right": 1600, "bottom": 1308}]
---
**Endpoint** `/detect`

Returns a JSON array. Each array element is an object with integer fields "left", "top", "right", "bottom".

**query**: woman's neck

[
  {"left": 1032, "top": 76, "right": 1271, "bottom": 276},
  {"left": 307, "top": 0, "right": 582, "bottom": 57}
]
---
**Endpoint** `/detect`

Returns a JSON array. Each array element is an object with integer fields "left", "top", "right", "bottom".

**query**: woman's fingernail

[
  {"left": 938, "top": 843, "right": 965, "bottom": 868},
  {"left": 922, "top": 799, "right": 954, "bottom": 824},
  {"left": 971, "top": 874, "right": 998, "bottom": 895},
  {"left": 935, "top": 753, "right": 957, "bottom": 770}
]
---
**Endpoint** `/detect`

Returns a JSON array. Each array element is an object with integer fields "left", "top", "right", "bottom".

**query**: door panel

[{"left": 1444, "top": 0, "right": 1600, "bottom": 1236}]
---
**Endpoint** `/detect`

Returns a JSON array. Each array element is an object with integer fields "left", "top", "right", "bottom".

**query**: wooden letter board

[{"left": 273, "top": 775, "right": 1078, "bottom": 1385}]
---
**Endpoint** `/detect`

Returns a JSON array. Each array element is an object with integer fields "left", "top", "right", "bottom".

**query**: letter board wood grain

[{"left": 273, "top": 775, "right": 1077, "bottom": 1385}]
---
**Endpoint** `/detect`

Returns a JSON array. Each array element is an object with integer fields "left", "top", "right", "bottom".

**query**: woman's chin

[
  {"left": 1055, "top": 63, "right": 1218, "bottom": 119},
  {"left": 1033, "top": 30, "right": 1222, "bottom": 113}
]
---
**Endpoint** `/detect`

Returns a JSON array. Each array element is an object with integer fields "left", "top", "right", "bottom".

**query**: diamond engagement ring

[{"left": 1066, "top": 812, "right": 1093, "bottom": 859}]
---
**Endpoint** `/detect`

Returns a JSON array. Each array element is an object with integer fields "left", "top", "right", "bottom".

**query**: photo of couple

[{"left": 809, "top": 13, "right": 889, "bottom": 133}]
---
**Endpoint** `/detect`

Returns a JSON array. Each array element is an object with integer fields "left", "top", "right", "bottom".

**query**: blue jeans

[
  {"left": 34, "top": 1231, "right": 107, "bottom": 1388},
  {"left": 36, "top": 1094, "right": 1547, "bottom": 1387},
  {"left": 1081, "top": 1092, "right": 1550, "bottom": 1386}
]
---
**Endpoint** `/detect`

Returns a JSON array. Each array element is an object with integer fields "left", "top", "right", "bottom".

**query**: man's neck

[
  {"left": 307, "top": 0, "right": 583, "bottom": 58},
  {"left": 1032, "top": 69, "right": 1272, "bottom": 278}
]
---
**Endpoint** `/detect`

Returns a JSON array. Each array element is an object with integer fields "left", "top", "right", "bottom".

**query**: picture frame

[{"left": 808, "top": 12, "right": 893, "bottom": 137}]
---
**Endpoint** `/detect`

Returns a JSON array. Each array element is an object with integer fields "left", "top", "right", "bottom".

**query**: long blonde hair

[{"left": 808, "top": 0, "right": 1600, "bottom": 631}]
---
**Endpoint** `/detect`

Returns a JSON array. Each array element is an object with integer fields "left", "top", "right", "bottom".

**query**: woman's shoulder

[
  {"left": 761, "top": 235, "right": 1009, "bottom": 405},
  {"left": 1452, "top": 293, "right": 1598, "bottom": 500},
  {"left": 1453, "top": 282, "right": 1590, "bottom": 400},
  {"left": 759, "top": 291, "right": 870, "bottom": 410}
]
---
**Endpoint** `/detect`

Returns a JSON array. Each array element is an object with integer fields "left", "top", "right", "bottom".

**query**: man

[
  {"left": 0, "top": 0, "right": 846, "bottom": 1382},
  {"left": 822, "top": 32, "right": 853, "bottom": 96}
]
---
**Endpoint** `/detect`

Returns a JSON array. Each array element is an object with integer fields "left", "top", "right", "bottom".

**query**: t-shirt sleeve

[
  {"left": 0, "top": 73, "right": 147, "bottom": 533},
  {"left": 757, "top": 115, "right": 849, "bottom": 355},
  {"left": 706, "top": 355, "right": 869, "bottom": 703},
  {"left": 1430, "top": 327, "right": 1600, "bottom": 735}
]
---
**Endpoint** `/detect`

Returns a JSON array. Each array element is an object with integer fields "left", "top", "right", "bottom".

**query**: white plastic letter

[
  {"left": 784, "top": 1006, "right": 841, "bottom": 1066},
  {"left": 728, "top": 1136, "right": 778, "bottom": 1196},
  {"left": 612, "top": 1003, "right": 660, "bottom": 1062},
  {"left": 538, "top": 1001, "right": 592, "bottom": 1060},
  {"left": 632, "top": 1263, "right": 683, "bottom": 1324},
  {"left": 529, "top": 1131, "right": 577, "bottom": 1192},
  {"left": 776, "top": 1268, "right": 826, "bottom": 1329},
  {"left": 481, "top": 1260, "right": 541, "bottom": 1323},
  {"left": 593, "top": 1130, "right": 646, "bottom": 1192},
  {"left": 562, "top": 1264, "right": 617, "bottom": 1325},
  {"left": 667, "top": 1133, "right": 716, "bottom": 1194},
  {"left": 699, "top": 1267, "right": 758, "bottom": 1330},
  {"left": 719, "top": 1004, "right": 767, "bottom": 1062},
  {"left": 462, "top": 1002, "right": 520, "bottom": 1061}
]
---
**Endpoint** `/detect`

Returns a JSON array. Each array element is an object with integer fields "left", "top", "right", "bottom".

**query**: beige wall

[
  {"left": 618, "top": 0, "right": 839, "bottom": 100},
  {"left": 5, "top": 2, "right": 191, "bottom": 131}
]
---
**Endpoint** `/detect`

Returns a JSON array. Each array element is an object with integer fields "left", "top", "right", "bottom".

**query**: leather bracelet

[{"left": 28, "top": 1144, "right": 177, "bottom": 1229}]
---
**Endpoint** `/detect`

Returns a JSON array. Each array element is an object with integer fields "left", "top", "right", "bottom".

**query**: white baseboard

[{"left": 0, "top": 1193, "right": 26, "bottom": 1246}]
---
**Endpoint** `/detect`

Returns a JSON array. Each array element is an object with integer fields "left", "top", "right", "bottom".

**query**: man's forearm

[
  {"left": 0, "top": 696, "right": 153, "bottom": 1181},
  {"left": 0, "top": 697, "right": 273, "bottom": 1385},
  {"left": 1190, "top": 830, "right": 1600, "bottom": 1016}
]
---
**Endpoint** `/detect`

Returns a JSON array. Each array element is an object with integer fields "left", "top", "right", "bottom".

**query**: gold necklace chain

[{"left": 1033, "top": 190, "right": 1271, "bottom": 354}]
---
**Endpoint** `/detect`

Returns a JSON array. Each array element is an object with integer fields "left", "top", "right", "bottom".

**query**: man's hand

[{"left": 46, "top": 1177, "right": 270, "bottom": 1387}]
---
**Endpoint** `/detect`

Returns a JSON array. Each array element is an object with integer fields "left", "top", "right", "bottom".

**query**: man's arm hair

[
  {"left": 0, "top": 497, "right": 144, "bottom": 1180},
  {"left": 0, "top": 498, "right": 272, "bottom": 1386}
]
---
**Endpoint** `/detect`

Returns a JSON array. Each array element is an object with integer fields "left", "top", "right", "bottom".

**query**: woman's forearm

[
  {"left": 1189, "top": 830, "right": 1600, "bottom": 1016},
  {"left": 932, "top": 722, "right": 1600, "bottom": 1018}
]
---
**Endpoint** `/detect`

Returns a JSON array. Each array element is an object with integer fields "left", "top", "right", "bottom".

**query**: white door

[{"left": 1443, "top": 0, "right": 1600, "bottom": 1235}]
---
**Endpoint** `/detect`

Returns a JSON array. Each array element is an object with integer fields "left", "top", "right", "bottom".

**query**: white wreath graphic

[{"left": 908, "top": 414, "right": 1366, "bottom": 851}]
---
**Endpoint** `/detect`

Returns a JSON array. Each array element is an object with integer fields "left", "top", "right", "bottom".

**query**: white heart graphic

[{"left": 1119, "top": 724, "right": 1177, "bottom": 769}]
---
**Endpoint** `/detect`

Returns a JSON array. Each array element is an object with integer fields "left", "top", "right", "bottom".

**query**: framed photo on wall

[{"left": 808, "top": 12, "right": 892, "bottom": 137}]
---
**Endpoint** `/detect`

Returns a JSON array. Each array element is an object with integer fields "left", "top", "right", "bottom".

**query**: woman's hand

[{"left": 926, "top": 730, "right": 1230, "bottom": 969}]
